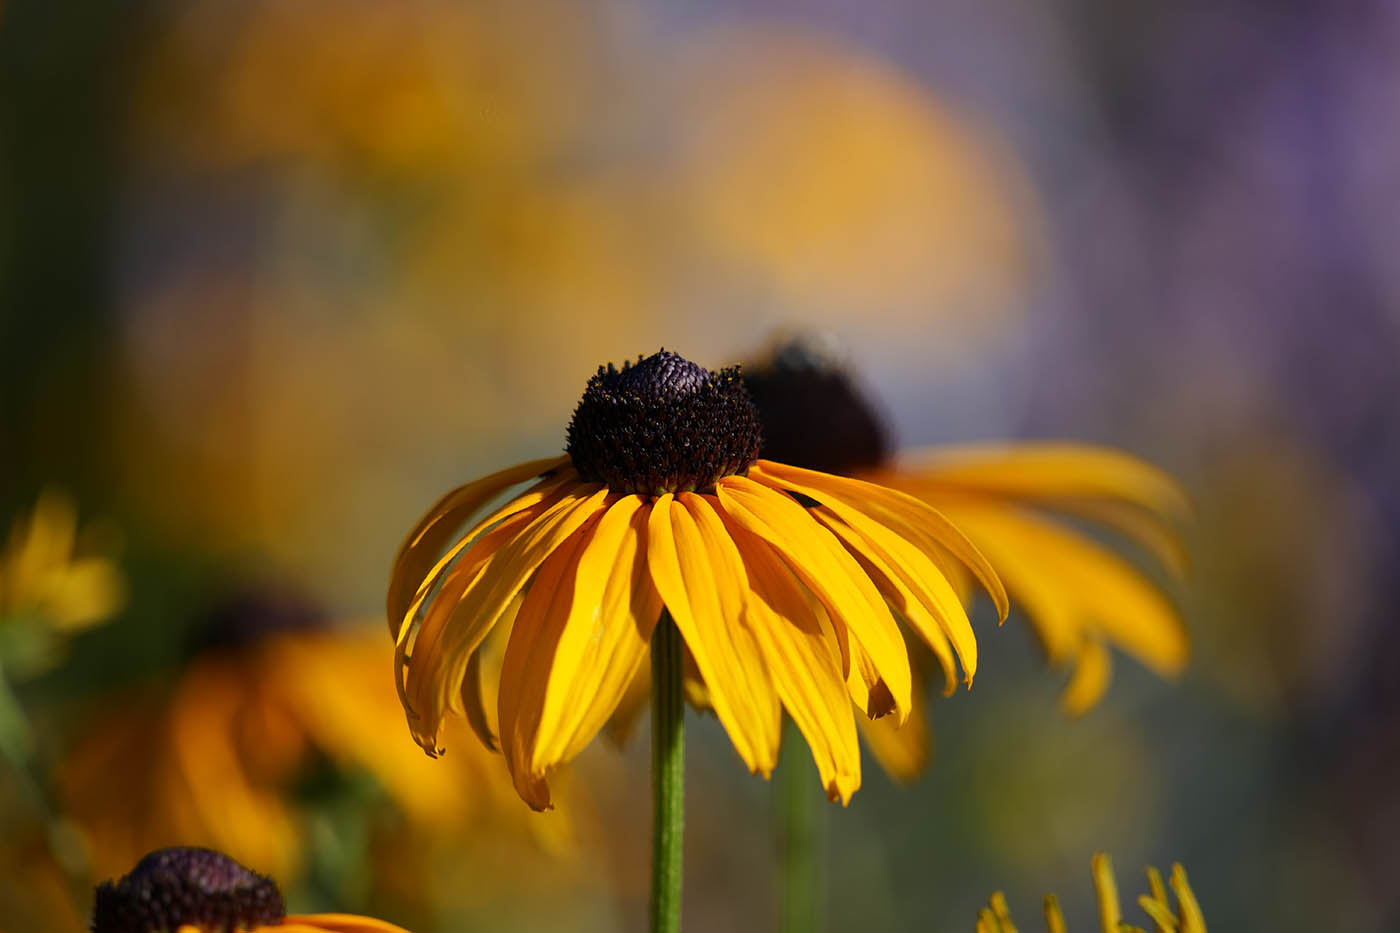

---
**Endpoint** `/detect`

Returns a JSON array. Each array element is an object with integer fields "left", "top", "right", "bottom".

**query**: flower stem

[
  {"left": 651, "top": 611, "right": 685, "bottom": 933},
  {"left": 777, "top": 717, "right": 824, "bottom": 933}
]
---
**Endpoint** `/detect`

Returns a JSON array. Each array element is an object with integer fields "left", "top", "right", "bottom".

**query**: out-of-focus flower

[
  {"left": 58, "top": 588, "right": 557, "bottom": 885},
  {"left": 91, "top": 846, "right": 408, "bottom": 933},
  {"left": 976, "top": 852, "right": 1205, "bottom": 933},
  {"left": 743, "top": 340, "right": 1188, "bottom": 780},
  {"left": 0, "top": 490, "right": 123, "bottom": 677},
  {"left": 672, "top": 27, "right": 1039, "bottom": 340},
  {"left": 389, "top": 350, "right": 1008, "bottom": 809}
]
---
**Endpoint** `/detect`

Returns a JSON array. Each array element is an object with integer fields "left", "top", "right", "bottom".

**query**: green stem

[
  {"left": 778, "top": 717, "right": 824, "bottom": 933},
  {"left": 0, "top": 666, "right": 42, "bottom": 810},
  {"left": 650, "top": 612, "right": 685, "bottom": 933}
]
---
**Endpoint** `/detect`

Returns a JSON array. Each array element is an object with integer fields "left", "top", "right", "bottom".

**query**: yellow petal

[
  {"left": 1147, "top": 865, "right": 1169, "bottom": 908},
  {"left": 899, "top": 442, "right": 1190, "bottom": 517},
  {"left": 497, "top": 515, "right": 599, "bottom": 810},
  {"left": 43, "top": 558, "right": 125, "bottom": 631},
  {"left": 386, "top": 456, "right": 567, "bottom": 636},
  {"left": 278, "top": 915, "right": 412, "bottom": 933},
  {"left": 1044, "top": 894, "right": 1067, "bottom": 933},
  {"left": 1137, "top": 895, "right": 1180, "bottom": 933},
  {"left": 1059, "top": 636, "right": 1113, "bottom": 717},
  {"left": 400, "top": 484, "right": 608, "bottom": 755},
  {"left": 1171, "top": 864, "right": 1207, "bottom": 933},
  {"left": 1053, "top": 497, "right": 1190, "bottom": 579},
  {"left": 948, "top": 502, "right": 1188, "bottom": 678},
  {"left": 990, "top": 891, "right": 1017, "bottom": 932},
  {"left": 647, "top": 493, "right": 780, "bottom": 775},
  {"left": 459, "top": 592, "right": 520, "bottom": 751},
  {"left": 752, "top": 460, "right": 1009, "bottom": 622},
  {"left": 396, "top": 508, "right": 536, "bottom": 720},
  {"left": 856, "top": 671, "right": 929, "bottom": 782},
  {"left": 1092, "top": 851, "right": 1122, "bottom": 933},
  {"left": 715, "top": 475, "right": 911, "bottom": 723},
  {"left": 932, "top": 499, "right": 1078, "bottom": 662},
  {"left": 719, "top": 506, "right": 860, "bottom": 803},
  {"left": 605, "top": 665, "right": 651, "bottom": 747},
  {"left": 391, "top": 466, "right": 576, "bottom": 642},
  {"left": 533, "top": 495, "right": 663, "bottom": 769},
  {"left": 812, "top": 506, "right": 969, "bottom": 688}
]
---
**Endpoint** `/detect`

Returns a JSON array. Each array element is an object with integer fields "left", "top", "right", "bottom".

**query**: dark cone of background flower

[
  {"left": 567, "top": 349, "right": 763, "bottom": 495},
  {"left": 743, "top": 339, "right": 891, "bottom": 475},
  {"left": 188, "top": 584, "right": 327, "bottom": 657},
  {"left": 91, "top": 847, "right": 285, "bottom": 933}
]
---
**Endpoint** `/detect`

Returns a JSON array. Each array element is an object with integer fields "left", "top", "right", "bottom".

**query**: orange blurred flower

[{"left": 58, "top": 591, "right": 571, "bottom": 887}]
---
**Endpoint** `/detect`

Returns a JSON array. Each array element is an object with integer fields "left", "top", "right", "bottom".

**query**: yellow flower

[
  {"left": 0, "top": 489, "right": 123, "bottom": 636},
  {"left": 389, "top": 349, "right": 1007, "bottom": 809},
  {"left": 92, "top": 846, "right": 408, "bottom": 932},
  {"left": 743, "top": 341, "right": 1189, "bottom": 780},
  {"left": 976, "top": 852, "right": 1206, "bottom": 933},
  {"left": 59, "top": 589, "right": 553, "bottom": 884}
]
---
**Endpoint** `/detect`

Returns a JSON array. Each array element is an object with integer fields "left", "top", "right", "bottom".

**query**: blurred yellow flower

[
  {"left": 389, "top": 350, "right": 1007, "bottom": 809},
  {"left": 976, "top": 852, "right": 1206, "bottom": 933},
  {"left": 1, "top": 490, "right": 123, "bottom": 635},
  {"left": 0, "top": 490, "right": 123, "bottom": 680},
  {"left": 673, "top": 27, "right": 1038, "bottom": 337},
  {"left": 92, "top": 846, "right": 409, "bottom": 933},
  {"left": 59, "top": 591, "right": 560, "bottom": 885},
  {"left": 744, "top": 341, "right": 1189, "bottom": 782}
]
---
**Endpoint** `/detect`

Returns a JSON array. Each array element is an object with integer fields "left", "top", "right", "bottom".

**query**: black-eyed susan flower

[
  {"left": 91, "top": 846, "right": 408, "bottom": 933},
  {"left": 59, "top": 587, "right": 560, "bottom": 889},
  {"left": 0, "top": 489, "right": 123, "bottom": 677},
  {"left": 976, "top": 852, "right": 1206, "bottom": 933},
  {"left": 389, "top": 349, "right": 1007, "bottom": 812},
  {"left": 743, "top": 340, "right": 1189, "bottom": 780}
]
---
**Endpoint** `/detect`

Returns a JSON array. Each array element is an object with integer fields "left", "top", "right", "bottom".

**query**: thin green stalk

[
  {"left": 650, "top": 611, "right": 685, "bottom": 933},
  {"left": 778, "top": 717, "right": 824, "bottom": 933}
]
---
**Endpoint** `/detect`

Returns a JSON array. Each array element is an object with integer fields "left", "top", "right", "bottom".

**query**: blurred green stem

[
  {"left": 0, "top": 666, "right": 42, "bottom": 808},
  {"left": 651, "top": 612, "right": 685, "bottom": 933},
  {"left": 778, "top": 717, "right": 824, "bottom": 933}
]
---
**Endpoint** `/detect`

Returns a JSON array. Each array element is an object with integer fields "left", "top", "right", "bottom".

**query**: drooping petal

[
  {"left": 647, "top": 493, "right": 780, "bottom": 775},
  {"left": 386, "top": 456, "right": 568, "bottom": 636},
  {"left": 497, "top": 516, "right": 599, "bottom": 810},
  {"left": 715, "top": 475, "right": 912, "bottom": 722},
  {"left": 855, "top": 670, "right": 930, "bottom": 783},
  {"left": 457, "top": 591, "right": 519, "bottom": 751},
  {"left": 717, "top": 505, "right": 860, "bottom": 803},
  {"left": 396, "top": 509, "right": 538, "bottom": 723},
  {"left": 532, "top": 496, "right": 663, "bottom": 769},
  {"left": 392, "top": 468, "right": 577, "bottom": 642},
  {"left": 930, "top": 500, "right": 1078, "bottom": 662},
  {"left": 1050, "top": 496, "right": 1190, "bottom": 580},
  {"left": 1059, "top": 636, "right": 1112, "bottom": 717},
  {"left": 897, "top": 442, "right": 1191, "bottom": 518},
  {"left": 811, "top": 506, "right": 971, "bottom": 688},
  {"left": 400, "top": 484, "right": 609, "bottom": 755},
  {"left": 751, "top": 460, "right": 1010, "bottom": 622},
  {"left": 945, "top": 501, "right": 1188, "bottom": 679}
]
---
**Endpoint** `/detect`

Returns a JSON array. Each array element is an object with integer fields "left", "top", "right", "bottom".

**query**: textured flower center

[
  {"left": 91, "top": 847, "right": 285, "bottom": 933},
  {"left": 743, "top": 340, "right": 891, "bottom": 475},
  {"left": 567, "top": 349, "right": 763, "bottom": 495}
]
